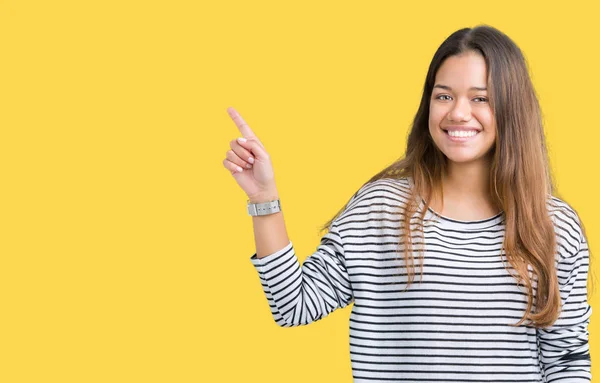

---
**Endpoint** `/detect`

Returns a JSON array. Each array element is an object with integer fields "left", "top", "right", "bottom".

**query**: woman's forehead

[{"left": 434, "top": 52, "right": 488, "bottom": 90}]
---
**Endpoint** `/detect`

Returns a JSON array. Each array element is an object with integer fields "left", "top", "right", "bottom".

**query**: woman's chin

[{"left": 443, "top": 152, "right": 487, "bottom": 165}]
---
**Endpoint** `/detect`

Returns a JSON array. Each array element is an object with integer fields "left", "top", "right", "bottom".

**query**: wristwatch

[{"left": 247, "top": 199, "right": 282, "bottom": 216}]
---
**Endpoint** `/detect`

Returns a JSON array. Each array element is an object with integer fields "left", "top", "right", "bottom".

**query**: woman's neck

[
  {"left": 443, "top": 160, "right": 491, "bottom": 200},
  {"left": 428, "top": 158, "right": 501, "bottom": 220}
]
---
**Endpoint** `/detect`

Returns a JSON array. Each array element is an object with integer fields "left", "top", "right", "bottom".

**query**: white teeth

[{"left": 448, "top": 130, "right": 478, "bottom": 138}]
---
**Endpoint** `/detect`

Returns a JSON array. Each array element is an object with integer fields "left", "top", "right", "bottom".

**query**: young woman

[{"left": 223, "top": 25, "right": 592, "bottom": 382}]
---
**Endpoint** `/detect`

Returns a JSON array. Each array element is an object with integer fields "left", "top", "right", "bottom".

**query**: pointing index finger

[{"left": 227, "top": 107, "right": 256, "bottom": 139}]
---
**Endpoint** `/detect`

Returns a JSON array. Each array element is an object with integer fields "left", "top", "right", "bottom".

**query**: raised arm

[
  {"left": 223, "top": 106, "right": 289, "bottom": 258},
  {"left": 223, "top": 106, "right": 355, "bottom": 327}
]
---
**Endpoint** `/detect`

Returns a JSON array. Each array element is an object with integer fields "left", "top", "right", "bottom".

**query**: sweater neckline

[{"left": 424, "top": 204, "right": 505, "bottom": 231}]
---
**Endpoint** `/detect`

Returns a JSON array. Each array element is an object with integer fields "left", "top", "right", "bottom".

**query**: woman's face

[{"left": 428, "top": 51, "right": 496, "bottom": 165}]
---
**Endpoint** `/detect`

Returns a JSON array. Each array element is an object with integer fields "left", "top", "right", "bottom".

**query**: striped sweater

[{"left": 250, "top": 177, "right": 591, "bottom": 382}]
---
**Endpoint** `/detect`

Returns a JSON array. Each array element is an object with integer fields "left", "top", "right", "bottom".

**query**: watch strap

[{"left": 247, "top": 199, "right": 281, "bottom": 216}]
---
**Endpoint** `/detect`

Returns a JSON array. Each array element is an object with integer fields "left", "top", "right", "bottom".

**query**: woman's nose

[{"left": 448, "top": 98, "right": 471, "bottom": 122}]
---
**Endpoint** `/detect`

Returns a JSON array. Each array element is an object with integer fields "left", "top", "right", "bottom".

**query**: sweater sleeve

[
  {"left": 537, "top": 230, "right": 592, "bottom": 382},
  {"left": 249, "top": 218, "right": 353, "bottom": 327}
]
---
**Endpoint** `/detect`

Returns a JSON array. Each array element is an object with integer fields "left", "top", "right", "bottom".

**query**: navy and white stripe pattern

[{"left": 250, "top": 177, "right": 591, "bottom": 382}]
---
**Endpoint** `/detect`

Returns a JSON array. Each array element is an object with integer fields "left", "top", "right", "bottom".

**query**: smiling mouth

[{"left": 442, "top": 128, "right": 481, "bottom": 140}]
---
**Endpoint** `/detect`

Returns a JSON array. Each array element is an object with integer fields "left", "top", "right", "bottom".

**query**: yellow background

[{"left": 1, "top": 0, "right": 599, "bottom": 382}]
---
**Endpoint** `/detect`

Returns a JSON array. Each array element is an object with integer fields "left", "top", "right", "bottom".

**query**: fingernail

[
  {"left": 248, "top": 157, "right": 254, "bottom": 164},
  {"left": 246, "top": 164, "right": 252, "bottom": 169},
  {"left": 236, "top": 166, "right": 243, "bottom": 172},
  {"left": 237, "top": 137, "right": 247, "bottom": 143}
]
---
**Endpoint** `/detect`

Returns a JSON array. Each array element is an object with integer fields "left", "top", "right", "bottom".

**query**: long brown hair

[{"left": 320, "top": 25, "right": 591, "bottom": 328}]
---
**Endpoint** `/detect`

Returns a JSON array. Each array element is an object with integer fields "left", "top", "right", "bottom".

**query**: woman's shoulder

[
  {"left": 547, "top": 195, "right": 584, "bottom": 235},
  {"left": 333, "top": 177, "right": 413, "bottom": 223},
  {"left": 547, "top": 194, "right": 586, "bottom": 257},
  {"left": 349, "top": 177, "right": 413, "bottom": 206},
  {"left": 325, "top": 177, "right": 407, "bottom": 231}
]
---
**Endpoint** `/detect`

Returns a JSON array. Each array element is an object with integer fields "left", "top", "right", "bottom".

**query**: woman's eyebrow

[{"left": 433, "top": 84, "right": 487, "bottom": 91}]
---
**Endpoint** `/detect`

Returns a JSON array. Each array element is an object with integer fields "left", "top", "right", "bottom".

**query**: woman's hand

[{"left": 223, "top": 107, "right": 278, "bottom": 202}]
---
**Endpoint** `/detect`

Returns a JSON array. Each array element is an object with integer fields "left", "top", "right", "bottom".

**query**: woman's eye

[{"left": 435, "top": 95, "right": 488, "bottom": 102}]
